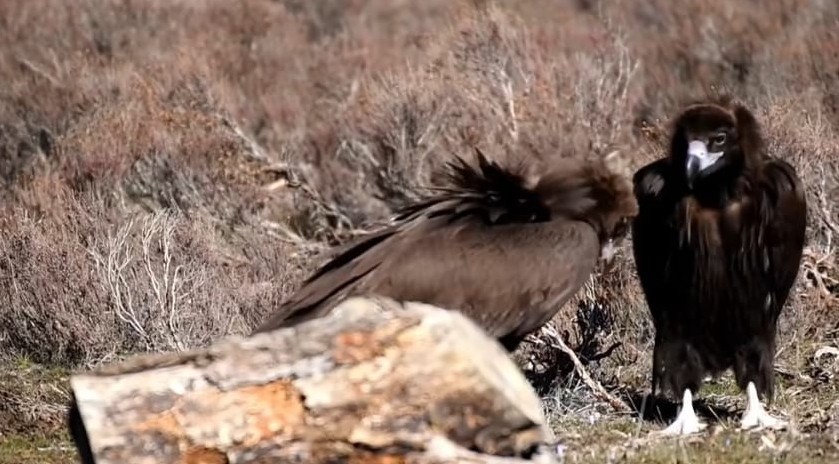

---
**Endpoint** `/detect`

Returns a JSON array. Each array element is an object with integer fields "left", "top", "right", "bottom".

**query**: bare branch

[{"left": 540, "top": 325, "right": 632, "bottom": 414}]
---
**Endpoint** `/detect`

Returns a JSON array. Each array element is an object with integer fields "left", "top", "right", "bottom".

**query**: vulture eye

[{"left": 711, "top": 132, "right": 727, "bottom": 147}]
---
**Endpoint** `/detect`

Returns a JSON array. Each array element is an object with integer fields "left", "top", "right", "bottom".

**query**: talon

[
  {"left": 739, "top": 382, "right": 788, "bottom": 431},
  {"left": 654, "top": 388, "right": 707, "bottom": 436}
]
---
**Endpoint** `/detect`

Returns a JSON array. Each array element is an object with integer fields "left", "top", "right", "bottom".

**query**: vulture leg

[
  {"left": 656, "top": 388, "right": 707, "bottom": 436},
  {"left": 739, "top": 382, "right": 787, "bottom": 430}
]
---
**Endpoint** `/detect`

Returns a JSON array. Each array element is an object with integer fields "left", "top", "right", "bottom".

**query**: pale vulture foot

[
  {"left": 739, "top": 382, "right": 787, "bottom": 431},
  {"left": 656, "top": 388, "right": 707, "bottom": 436}
]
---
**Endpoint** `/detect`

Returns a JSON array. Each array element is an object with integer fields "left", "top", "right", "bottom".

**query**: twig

[
  {"left": 817, "top": 167, "right": 839, "bottom": 239},
  {"left": 541, "top": 325, "right": 632, "bottom": 414},
  {"left": 87, "top": 218, "right": 151, "bottom": 347},
  {"left": 502, "top": 79, "right": 519, "bottom": 142},
  {"left": 15, "top": 57, "right": 62, "bottom": 88},
  {"left": 581, "top": 342, "right": 623, "bottom": 363},
  {"left": 217, "top": 115, "right": 267, "bottom": 160}
]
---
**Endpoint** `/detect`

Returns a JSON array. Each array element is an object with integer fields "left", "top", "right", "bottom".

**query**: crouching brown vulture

[
  {"left": 255, "top": 149, "right": 638, "bottom": 352},
  {"left": 631, "top": 100, "right": 807, "bottom": 435}
]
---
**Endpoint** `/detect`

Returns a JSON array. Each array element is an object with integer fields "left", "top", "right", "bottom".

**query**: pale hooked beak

[{"left": 686, "top": 140, "right": 723, "bottom": 188}]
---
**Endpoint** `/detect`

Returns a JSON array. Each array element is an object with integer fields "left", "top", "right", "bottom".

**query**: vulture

[
  {"left": 631, "top": 100, "right": 807, "bottom": 435},
  {"left": 255, "top": 149, "right": 639, "bottom": 352}
]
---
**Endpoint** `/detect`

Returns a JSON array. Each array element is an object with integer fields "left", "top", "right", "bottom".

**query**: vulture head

[
  {"left": 536, "top": 150, "right": 638, "bottom": 263},
  {"left": 669, "top": 101, "right": 763, "bottom": 190},
  {"left": 589, "top": 151, "right": 638, "bottom": 262}
]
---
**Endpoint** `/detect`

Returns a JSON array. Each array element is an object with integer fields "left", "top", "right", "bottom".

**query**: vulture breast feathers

[
  {"left": 631, "top": 101, "right": 808, "bottom": 403},
  {"left": 255, "top": 149, "right": 638, "bottom": 351}
]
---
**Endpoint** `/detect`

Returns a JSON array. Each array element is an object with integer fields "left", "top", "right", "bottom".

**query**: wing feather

[
  {"left": 255, "top": 214, "right": 600, "bottom": 345},
  {"left": 254, "top": 226, "right": 400, "bottom": 330},
  {"left": 759, "top": 158, "right": 807, "bottom": 319},
  {"left": 361, "top": 218, "right": 600, "bottom": 342},
  {"left": 630, "top": 159, "right": 680, "bottom": 326}
]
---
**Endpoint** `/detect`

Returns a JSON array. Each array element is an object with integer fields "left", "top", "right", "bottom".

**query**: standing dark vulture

[
  {"left": 631, "top": 101, "right": 807, "bottom": 435},
  {"left": 255, "top": 149, "right": 638, "bottom": 352}
]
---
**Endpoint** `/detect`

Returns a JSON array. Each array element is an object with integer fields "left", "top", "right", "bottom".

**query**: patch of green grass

[
  {"left": 2, "top": 355, "right": 71, "bottom": 380},
  {"left": 0, "top": 357, "right": 72, "bottom": 459},
  {"left": 0, "top": 434, "right": 75, "bottom": 464},
  {"left": 700, "top": 377, "right": 742, "bottom": 397},
  {"left": 552, "top": 416, "right": 839, "bottom": 464},
  {"left": 0, "top": 359, "right": 75, "bottom": 462}
]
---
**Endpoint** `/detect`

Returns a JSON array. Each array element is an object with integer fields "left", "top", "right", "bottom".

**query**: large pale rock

[{"left": 69, "top": 296, "right": 557, "bottom": 464}]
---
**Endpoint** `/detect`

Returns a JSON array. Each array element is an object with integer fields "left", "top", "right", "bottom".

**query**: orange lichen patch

[
  {"left": 196, "top": 380, "right": 306, "bottom": 447},
  {"left": 348, "top": 455, "right": 407, "bottom": 464},
  {"left": 134, "top": 410, "right": 186, "bottom": 439},
  {"left": 332, "top": 330, "right": 386, "bottom": 364},
  {"left": 181, "top": 446, "right": 229, "bottom": 464},
  {"left": 134, "top": 380, "right": 307, "bottom": 449}
]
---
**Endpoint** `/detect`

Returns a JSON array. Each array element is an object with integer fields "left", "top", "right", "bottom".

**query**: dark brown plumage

[
  {"left": 255, "top": 149, "right": 638, "bottom": 351},
  {"left": 632, "top": 100, "right": 807, "bottom": 434}
]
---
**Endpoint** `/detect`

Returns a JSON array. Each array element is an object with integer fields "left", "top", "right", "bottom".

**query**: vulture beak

[{"left": 686, "top": 140, "right": 723, "bottom": 188}]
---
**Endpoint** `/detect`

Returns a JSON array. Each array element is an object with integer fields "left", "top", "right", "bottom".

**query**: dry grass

[{"left": 0, "top": 0, "right": 837, "bottom": 462}]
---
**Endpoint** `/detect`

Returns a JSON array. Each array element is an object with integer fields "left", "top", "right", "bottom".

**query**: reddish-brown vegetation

[{"left": 0, "top": 0, "right": 837, "bottom": 456}]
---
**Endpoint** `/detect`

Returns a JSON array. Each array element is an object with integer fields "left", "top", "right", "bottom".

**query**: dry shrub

[
  {"left": 311, "top": 2, "right": 640, "bottom": 227},
  {"left": 0, "top": 199, "right": 111, "bottom": 365},
  {"left": 0, "top": 192, "right": 306, "bottom": 365}
]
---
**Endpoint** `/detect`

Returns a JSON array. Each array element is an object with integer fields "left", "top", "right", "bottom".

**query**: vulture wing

[
  {"left": 254, "top": 225, "right": 402, "bottom": 330},
  {"left": 758, "top": 158, "right": 807, "bottom": 320},
  {"left": 358, "top": 216, "right": 600, "bottom": 348},
  {"left": 255, "top": 213, "right": 600, "bottom": 348},
  {"left": 630, "top": 158, "right": 681, "bottom": 328}
]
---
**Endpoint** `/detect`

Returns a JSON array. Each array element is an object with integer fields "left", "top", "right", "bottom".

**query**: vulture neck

[{"left": 685, "top": 155, "right": 757, "bottom": 209}]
